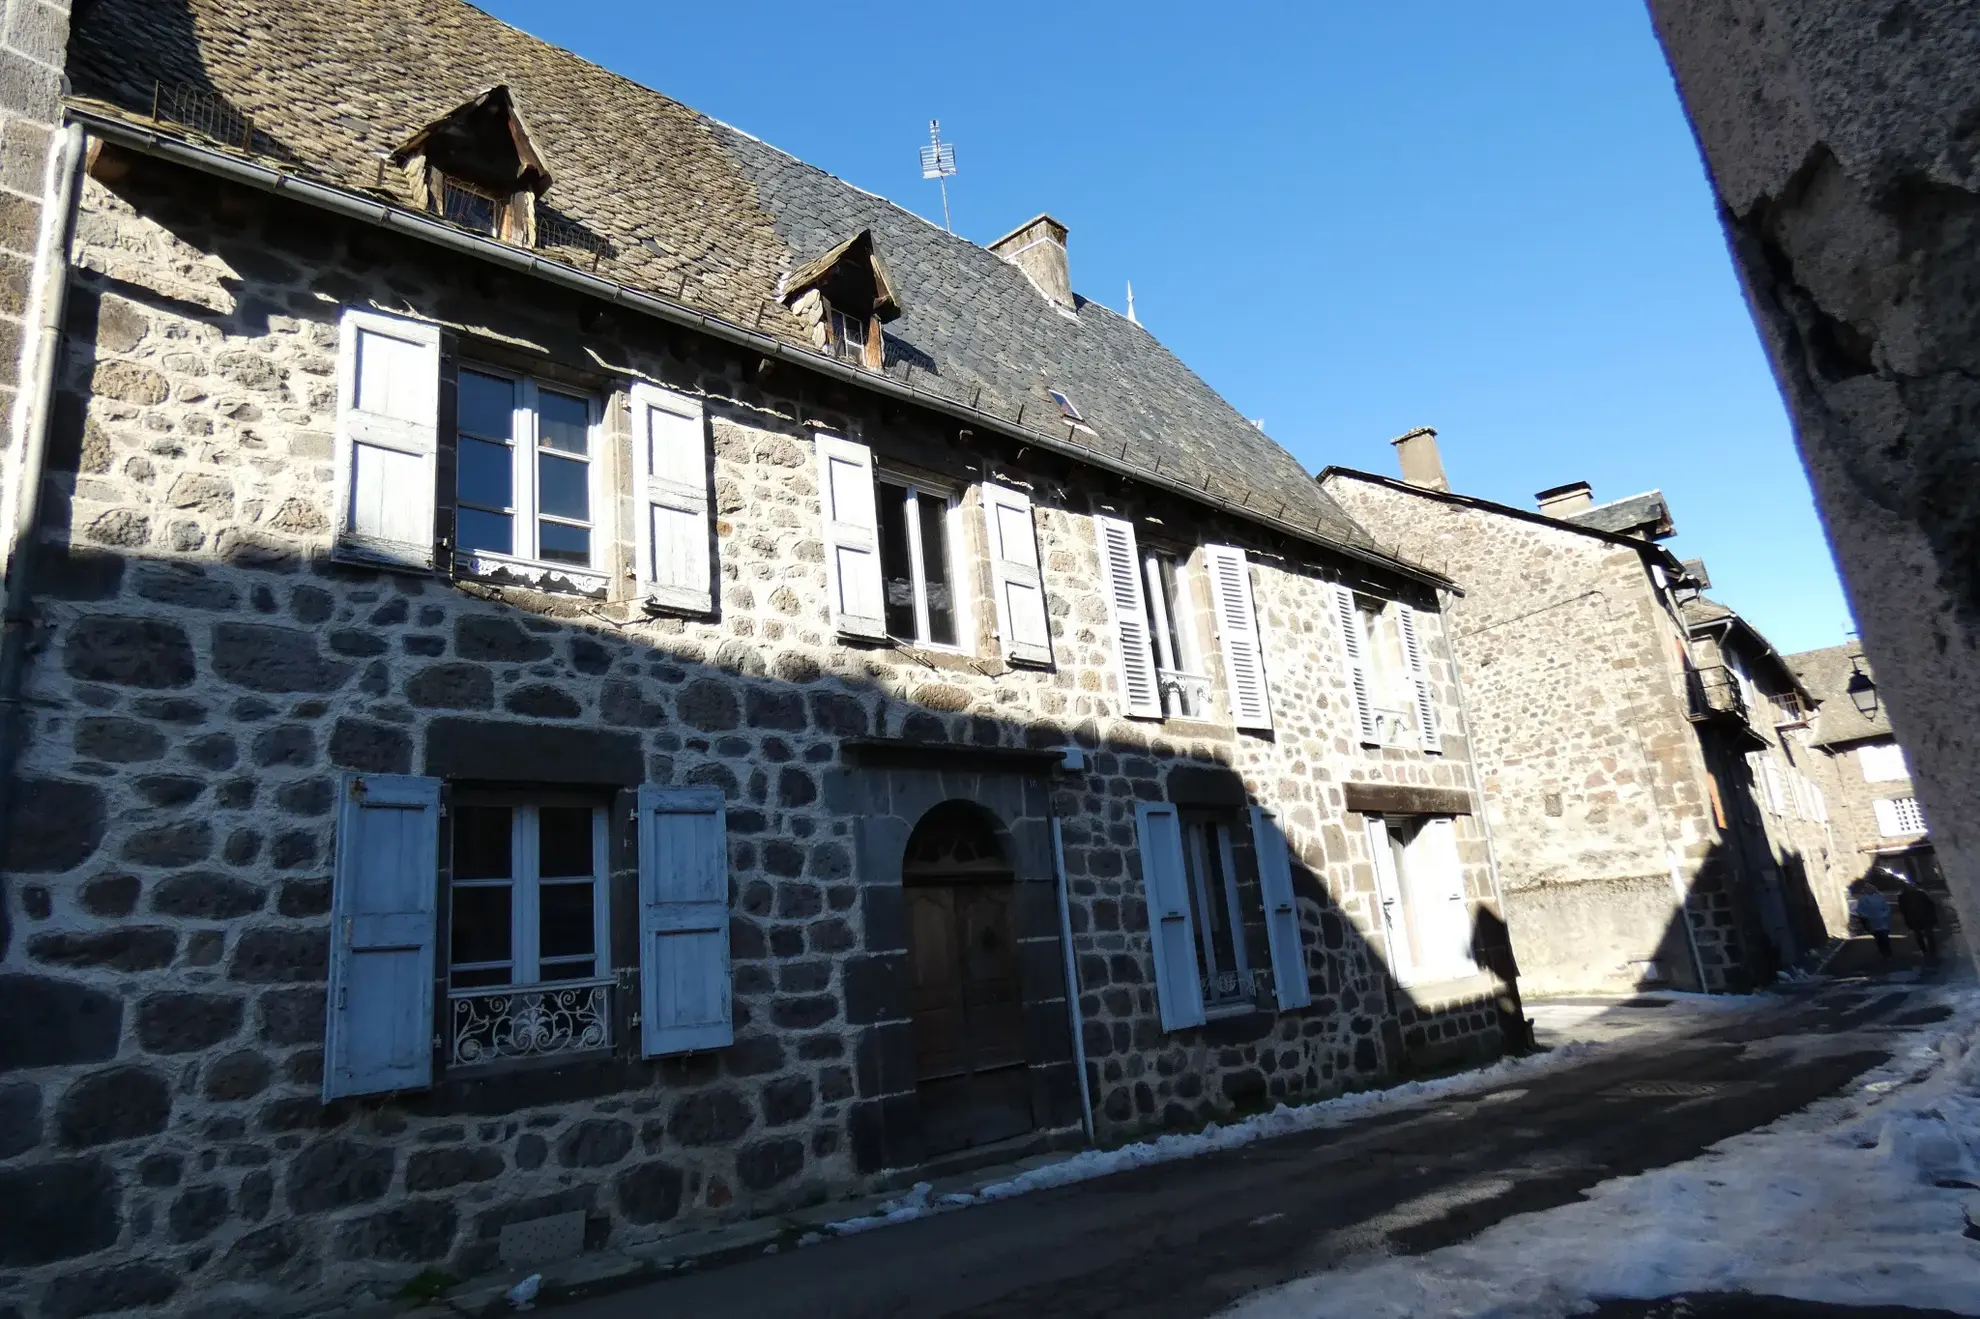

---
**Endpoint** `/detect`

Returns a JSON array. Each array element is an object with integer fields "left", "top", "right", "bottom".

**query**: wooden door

[{"left": 906, "top": 877, "right": 1033, "bottom": 1156}]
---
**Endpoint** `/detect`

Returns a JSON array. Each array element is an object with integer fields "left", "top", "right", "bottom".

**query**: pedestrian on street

[
  {"left": 1854, "top": 882, "right": 1894, "bottom": 960},
  {"left": 1897, "top": 880, "right": 1941, "bottom": 964}
]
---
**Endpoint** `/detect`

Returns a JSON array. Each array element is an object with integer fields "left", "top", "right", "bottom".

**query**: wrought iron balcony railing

[
  {"left": 450, "top": 979, "right": 612, "bottom": 1068},
  {"left": 1684, "top": 665, "right": 1751, "bottom": 725}
]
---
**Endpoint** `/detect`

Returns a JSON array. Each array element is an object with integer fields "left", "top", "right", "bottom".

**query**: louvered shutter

[
  {"left": 1249, "top": 806, "right": 1311, "bottom": 1010},
  {"left": 632, "top": 383, "right": 712, "bottom": 614},
  {"left": 324, "top": 774, "right": 440, "bottom": 1099},
  {"left": 1097, "top": 515, "right": 1161, "bottom": 717},
  {"left": 1421, "top": 818, "right": 1477, "bottom": 978},
  {"left": 816, "top": 432, "right": 887, "bottom": 639},
  {"left": 982, "top": 483, "right": 1053, "bottom": 666},
  {"left": 1396, "top": 604, "right": 1442, "bottom": 753},
  {"left": 1205, "top": 545, "right": 1272, "bottom": 731},
  {"left": 1332, "top": 585, "right": 1378, "bottom": 744},
  {"left": 1134, "top": 802, "right": 1205, "bottom": 1031},
  {"left": 335, "top": 309, "right": 441, "bottom": 568},
  {"left": 637, "top": 786, "right": 734, "bottom": 1056}
]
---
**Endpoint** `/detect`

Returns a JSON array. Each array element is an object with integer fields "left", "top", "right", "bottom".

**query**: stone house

[
  {"left": 0, "top": 2, "right": 1519, "bottom": 1314},
  {"left": 1789, "top": 644, "right": 1938, "bottom": 911},
  {"left": 1324, "top": 431, "right": 1834, "bottom": 996}
]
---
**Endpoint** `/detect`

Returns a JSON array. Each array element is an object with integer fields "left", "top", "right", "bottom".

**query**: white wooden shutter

[
  {"left": 1205, "top": 545, "right": 1272, "bottom": 731},
  {"left": 632, "top": 383, "right": 711, "bottom": 614},
  {"left": 334, "top": 309, "right": 440, "bottom": 567},
  {"left": 324, "top": 774, "right": 440, "bottom": 1099},
  {"left": 1760, "top": 756, "right": 1785, "bottom": 815},
  {"left": 637, "top": 786, "right": 734, "bottom": 1056},
  {"left": 816, "top": 432, "right": 887, "bottom": 639},
  {"left": 983, "top": 483, "right": 1053, "bottom": 666},
  {"left": 1421, "top": 818, "right": 1477, "bottom": 978},
  {"left": 1364, "top": 815, "right": 1411, "bottom": 982},
  {"left": 1134, "top": 802, "right": 1205, "bottom": 1031},
  {"left": 1397, "top": 604, "right": 1442, "bottom": 753},
  {"left": 1249, "top": 806, "right": 1311, "bottom": 1010},
  {"left": 1332, "top": 585, "right": 1378, "bottom": 744},
  {"left": 1096, "top": 515, "right": 1161, "bottom": 717}
]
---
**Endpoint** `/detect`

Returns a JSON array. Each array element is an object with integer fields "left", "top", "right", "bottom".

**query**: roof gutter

[{"left": 72, "top": 106, "right": 1452, "bottom": 593}]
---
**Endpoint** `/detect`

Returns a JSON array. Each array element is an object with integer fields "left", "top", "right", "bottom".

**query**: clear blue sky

[{"left": 480, "top": 1, "right": 1855, "bottom": 655}]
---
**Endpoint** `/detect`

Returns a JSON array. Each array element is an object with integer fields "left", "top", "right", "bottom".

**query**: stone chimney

[
  {"left": 1390, "top": 426, "right": 1448, "bottom": 492},
  {"left": 989, "top": 214, "right": 1072, "bottom": 310},
  {"left": 1536, "top": 481, "right": 1594, "bottom": 518}
]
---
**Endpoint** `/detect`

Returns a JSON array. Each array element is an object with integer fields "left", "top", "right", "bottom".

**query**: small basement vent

[{"left": 498, "top": 1210, "right": 586, "bottom": 1270}]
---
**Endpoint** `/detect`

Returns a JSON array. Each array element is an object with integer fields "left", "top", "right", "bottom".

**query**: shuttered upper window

[
  {"left": 456, "top": 368, "right": 599, "bottom": 569},
  {"left": 878, "top": 477, "right": 965, "bottom": 648}
]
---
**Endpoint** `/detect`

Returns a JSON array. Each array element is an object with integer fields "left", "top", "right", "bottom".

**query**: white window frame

[
  {"left": 1858, "top": 742, "right": 1910, "bottom": 783},
  {"left": 1143, "top": 549, "right": 1211, "bottom": 719},
  {"left": 875, "top": 472, "right": 971, "bottom": 651},
  {"left": 828, "top": 305, "right": 869, "bottom": 365},
  {"left": 1365, "top": 813, "right": 1475, "bottom": 987},
  {"left": 455, "top": 366, "right": 606, "bottom": 575},
  {"left": 1181, "top": 813, "right": 1254, "bottom": 1014},
  {"left": 449, "top": 801, "right": 612, "bottom": 992}
]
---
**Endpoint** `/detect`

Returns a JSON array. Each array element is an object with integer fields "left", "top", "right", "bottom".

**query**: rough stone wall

[
  {"left": 0, "top": 154, "right": 1508, "bottom": 1318},
  {"left": 1646, "top": 0, "right": 1980, "bottom": 962},
  {"left": 1326, "top": 476, "right": 1743, "bottom": 994}
]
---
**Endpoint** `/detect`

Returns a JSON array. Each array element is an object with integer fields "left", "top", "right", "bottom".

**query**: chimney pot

[
  {"left": 1390, "top": 426, "right": 1449, "bottom": 492},
  {"left": 1536, "top": 481, "right": 1594, "bottom": 517},
  {"left": 989, "top": 214, "right": 1073, "bottom": 310}
]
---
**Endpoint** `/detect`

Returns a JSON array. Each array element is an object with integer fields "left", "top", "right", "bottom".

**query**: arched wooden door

[{"left": 902, "top": 802, "right": 1035, "bottom": 1156}]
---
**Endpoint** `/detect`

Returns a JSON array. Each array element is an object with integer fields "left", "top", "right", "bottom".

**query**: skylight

[{"left": 1050, "top": 389, "right": 1083, "bottom": 422}]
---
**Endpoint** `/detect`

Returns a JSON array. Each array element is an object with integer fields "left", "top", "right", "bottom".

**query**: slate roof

[
  {"left": 1564, "top": 491, "right": 1674, "bottom": 539},
  {"left": 1682, "top": 596, "right": 1813, "bottom": 702},
  {"left": 1789, "top": 644, "right": 1895, "bottom": 748},
  {"left": 67, "top": 0, "right": 1381, "bottom": 561}
]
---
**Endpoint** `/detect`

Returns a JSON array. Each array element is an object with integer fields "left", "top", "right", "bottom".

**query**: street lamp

[{"left": 1846, "top": 657, "right": 1878, "bottom": 718}]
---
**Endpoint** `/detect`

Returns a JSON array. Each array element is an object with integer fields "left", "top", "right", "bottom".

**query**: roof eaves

[{"left": 76, "top": 103, "right": 1454, "bottom": 591}]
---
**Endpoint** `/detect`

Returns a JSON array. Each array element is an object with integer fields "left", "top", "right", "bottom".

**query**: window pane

[
  {"left": 1156, "top": 556, "right": 1190, "bottom": 667},
  {"left": 538, "top": 520, "right": 590, "bottom": 566},
  {"left": 878, "top": 481, "right": 917, "bottom": 641},
  {"left": 450, "top": 883, "right": 512, "bottom": 972},
  {"left": 453, "top": 805, "right": 513, "bottom": 880},
  {"left": 537, "top": 452, "right": 589, "bottom": 521},
  {"left": 918, "top": 495, "right": 957, "bottom": 647},
  {"left": 456, "top": 507, "right": 513, "bottom": 556},
  {"left": 539, "top": 959, "right": 598, "bottom": 983},
  {"left": 443, "top": 183, "right": 499, "bottom": 236},
  {"left": 1185, "top": 820, "right": 1242, "bottom": 1000},
  {"left": 458, "top": 436, "right": 512, "bottom": 511},
  {"left": 539, "top": 881, "right": 595, "bottom": 964},
  {"left": 537, "top": 391, "right": 589, "bottom": 454},
  {"left": 538, "top": 806, "right": 594, "bottom": 878},
  {"left": 1142, "top": 558, "right": 1170, "bottom": 670},
  {"left": 459, "top": 370, "right": 515, "bottom": 440}
]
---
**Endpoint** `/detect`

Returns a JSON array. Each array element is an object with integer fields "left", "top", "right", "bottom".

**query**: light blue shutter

[
  {"left": 1249, "top": 806, "right": 1312, "bottom": 1010},
  {"left": 638, "top": 786, "right": 734, "bottom": 1055},
  {"left": 1135, "top": 802, "right": 1205, "bottom": 1031},
  {"left": 324, "top": 774, "right": 440, "bottom": 1100}
]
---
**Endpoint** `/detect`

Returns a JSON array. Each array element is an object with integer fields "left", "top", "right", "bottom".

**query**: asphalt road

[{"left": 557, "top": 981, "right": 1950, "bottom": 1319}]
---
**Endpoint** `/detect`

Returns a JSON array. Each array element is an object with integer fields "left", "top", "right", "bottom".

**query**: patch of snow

[
  {"left": 1219, "top": 987, "right": 1980, "bottom": 1319},
  {"left": 823, "top": 1041, "right": 1616, "bottom": 1237}
]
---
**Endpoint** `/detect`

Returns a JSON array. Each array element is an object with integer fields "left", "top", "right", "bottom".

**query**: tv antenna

[{"left": 919, "top": 119, "right": 958, "bottom": 232}]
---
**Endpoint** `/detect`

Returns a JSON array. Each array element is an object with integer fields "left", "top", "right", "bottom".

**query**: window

[
  {"left": 1181, "top": 813, "right": 1254, "bottom": 1010},
  {"left": 1049, "top": 389, "right": 1083, "bottom": 423},
  {"left": 1142, "top": 551, "right": 1208, "bottom": 718},
  {"left": 1859, "top": 742, "right": 1910, "bottom": 783},
  {"left": 876, "top": 476, "right": 964, "bottom": 648},
  {"left": 1365, "top": 814, "right": 1474, "bottom": 986},
  {"left": 456, "top": 368, "right": 598, "bottom": 568},
  {"left": 1875, "top": 796, "right": 1927, "bottom": 837},
  {"left": 828, "top": 306, "right": 870, "bottom": 366},
  {"left": 1335, "top": 589, "right": 1438, "bottom": 751},
  {"left": 441, "top": 177, "right": 502, "bottom": 237},
  {"left": 1748, "top": 751, "right": 1786, "bottom": 816},
  {"left": 448, "top": 799, "right": 611, "bottom": 1067}
]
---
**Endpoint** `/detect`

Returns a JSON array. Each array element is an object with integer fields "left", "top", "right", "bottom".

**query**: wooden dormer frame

[
  {"left": 783, "top": 229, "right": 901, "bottom": 370},
  {"left": 390, "top": 85, "right": 552, "bottom": 248}
]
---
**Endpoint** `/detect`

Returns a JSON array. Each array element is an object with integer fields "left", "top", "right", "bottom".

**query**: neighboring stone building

[
  {"left": 0, "top": 2, "right": 1518, "bottom": 1314},
  {"left": 1789, "top": 643, "right": 1937, "bottom": 904},
  {"left": 1324, "top": 431, "right": 1834, "bottom": 996}
]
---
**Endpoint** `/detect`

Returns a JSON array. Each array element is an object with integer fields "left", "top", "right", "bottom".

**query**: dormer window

[
  {"left": 784, "top": 229, "right": 902, "bottom": 371},
  {"left": 391, "top": 85, "right": 553, "bottom": 250}
]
